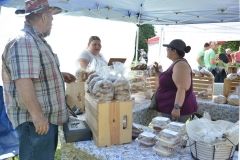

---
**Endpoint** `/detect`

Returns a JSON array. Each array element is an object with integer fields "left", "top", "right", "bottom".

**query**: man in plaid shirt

[{"left": 2, "top": 0, "right": 76, "bottom": 159}]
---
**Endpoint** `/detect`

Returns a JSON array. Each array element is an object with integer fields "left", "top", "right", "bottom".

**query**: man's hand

[
  {"left": 15, "top": 78, "right": 50, "bottom": 135},
  {"left": 32, "top": 113, "right": 49, "bottom": 135},
  {"left": 62, "top": 72, "right": 76, "bottom": 83}
]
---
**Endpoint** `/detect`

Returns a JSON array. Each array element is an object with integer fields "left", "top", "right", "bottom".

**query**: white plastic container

[
  {"left": 157, "top": 129, "right": 180, "bottom": 147},
  {"left": 153, "top": 141, "right": 174, "bottom": 156},
  {"left": 136, "top": 131, "right": 156, "bottom": 146},
  {"left": 166, "top": 122, "right": 186, "bottom": 133},
  {"left": 150, "top": 116, "right": 170, "bottom": 131}
]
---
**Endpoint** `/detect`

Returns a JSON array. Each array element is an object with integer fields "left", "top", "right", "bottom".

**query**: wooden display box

[
  {"left": 85, "top": 93, "right": 133, "bottom": 147},
  {"left": 223, "top": 78, "right": 240, "bottom": 97},
  {"left": 192, "top": 74, "right": 214, "bottom": 99},
  {"left": 65, "top": 81, "right": 85, "bottom": 112}
]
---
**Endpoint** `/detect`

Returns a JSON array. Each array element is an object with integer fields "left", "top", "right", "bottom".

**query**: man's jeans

[{"left": 16, "top": 122, "right": 58, "bottom": 160}]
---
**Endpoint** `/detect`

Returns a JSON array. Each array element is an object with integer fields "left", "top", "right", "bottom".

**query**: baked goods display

[
  {"left": 156, "top": 129, "right": 181, "bottom": 147},
  {"left": 129, "top": 77, "right": 146, "bottom": 93},
  {"left": 149, "top": 116, "right": 171, "bottom": 132},
  {"left": 153, "top": 141, "right": 175, "bottom": 157},
  {"left": 140, "top": 116, "right": 188, "bottom": 157},
  {"left": 166, "top": 122, "right": 186, "bottom": 134},
  {"left": 92, "top": 79, "right": 114, "bottom": 101},
  {"left": 213, "top": 95, "right": 227, "bottom": 104},
  {"left": 153, "top": 128, "right": 185, "bottom": 157},
  {"left": 226, "top": 73, "right": 239, "bottom": 80},
  {"left": 113, "top": 78, "right": 131, "bottom": 101},
  {"left": 192, "top": 68, "right": 214, "bottom": 77},
  {"left": 131, "top": 63, "right": 147, "bottom": 70},
  {"left": 136, "top": 131, "right": 157, "bottom": 146},
  {"left": 85, "top": 72, "right": 131, "bottom": 101}
]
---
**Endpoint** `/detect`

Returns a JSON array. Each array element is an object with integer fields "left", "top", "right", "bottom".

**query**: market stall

[{"left": 60, "top": 94, "right": 239, "bottom": 160}]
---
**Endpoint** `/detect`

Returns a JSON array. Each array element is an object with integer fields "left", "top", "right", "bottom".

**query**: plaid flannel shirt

[{"left": 2, "top": 23, "right": 68, "bottom": 128}]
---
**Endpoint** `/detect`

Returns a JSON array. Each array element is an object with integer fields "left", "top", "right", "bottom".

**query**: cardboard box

[
  {"left": 85, "top": 94, "right": 133, "bottom": 147},
  {"left": 65, "top": 81, "right": 85, "bottom": 112}
]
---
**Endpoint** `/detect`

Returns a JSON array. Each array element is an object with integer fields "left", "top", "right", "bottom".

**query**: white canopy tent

[
  {"left": 1, "top": 0, "right": 239, "bottom": 69},
  {"left": 2, "top": 0, "right": 239, "bottom": 25}
]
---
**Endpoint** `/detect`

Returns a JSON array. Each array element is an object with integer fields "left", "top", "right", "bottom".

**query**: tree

[
  {"left": 219, "top": 41, "right": 240, "bottom": 53},
  {"left": 133, "top": 24, "right": 156, "bottom": 61}
]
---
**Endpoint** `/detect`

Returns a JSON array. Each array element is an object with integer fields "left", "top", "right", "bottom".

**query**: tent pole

[
  {"left": 134, "top": 3, "right": 143, "bottom": 63},
  {"left": 159, "top": 26, "right": 164, "bottom": 65},
  {"left": 135, "top": 25, "right": 140, "bottom": 63}
]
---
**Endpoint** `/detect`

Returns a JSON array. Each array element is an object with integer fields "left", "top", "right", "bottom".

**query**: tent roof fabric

[{"left": 2, "top": 0, "right": 239, "bottom": 25}]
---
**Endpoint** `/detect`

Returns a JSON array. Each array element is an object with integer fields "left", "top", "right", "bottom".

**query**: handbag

[{"left": 149, "top": 92, "right": 157, "bottom": 110}]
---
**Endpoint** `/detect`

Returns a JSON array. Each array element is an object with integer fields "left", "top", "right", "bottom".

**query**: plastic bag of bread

[
  {"left": 112, "top": 62, "right": 131, "bottom": 101},
  {"left": 197, "top": 90, "right": 208, "bottom": 99},
  {"left": 227, "top": 94, "right": 240, "bottom": 106},
  {"left": 129, "top": 77, "right": 146, "bottom": 93},
  {"left": 226, "top": 73, "right": 239, "bottom": 80},
  {"left": 86, "top": 73, "right": 99, "bottom": 84},
  {"left": 192, "top": 69, "right": 203, "bottom": 76},
  {"left": 200, "top": 68, "right": 214, "bottom": 78},
  {"left": 227, "top": 86, "right": 240, "bottom": 106},
  {"left": 88, "top": 76, "right": 103, "bottom": 93},
  {"left": 92, "top": 79, "right": 114, "bottom": 101},
  {"left": 113, "top": 78, "right": 131, "bottom": 101},
  {"left": 213, "top": 95, "right": 227, "bottom": 104}
]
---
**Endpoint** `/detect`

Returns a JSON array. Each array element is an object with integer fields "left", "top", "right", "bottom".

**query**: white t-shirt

[{"left": 79, "top": 50, "right": 107, "bottom": 72}]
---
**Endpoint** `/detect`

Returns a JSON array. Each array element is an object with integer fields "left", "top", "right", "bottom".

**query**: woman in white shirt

[{"left": 78, "top": 36, "right": 107, "bottom": 72}]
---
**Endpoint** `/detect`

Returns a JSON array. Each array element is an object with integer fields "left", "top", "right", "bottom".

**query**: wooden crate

[
  {"left": 85, "top": 93, "right": 133, "bottom": 147},
  {"left": 227, "top": 66, "right": 237, "bottom": 74},
  {"left": 223, "top": 78, "right": 240, "bottom": 97},
  {"left": 65, "top": 81, "right": 85, "bottom": 112},
  {"left": 192, "top": 74, "right": 214, "bottom": 99}
]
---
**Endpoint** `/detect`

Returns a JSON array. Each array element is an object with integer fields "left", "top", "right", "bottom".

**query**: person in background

[
  {"left": 139, "top": 49, "right": 148, "bottom": 64},
  {"left": 203, "top": 41, "right": 219, "bottom": 72},
  {"left": 155, "top": 39, "right": 198, "bottom": 122},
  {"left": 196, "top": 42, "right": 210, "bottom": 70},
  {"left": 233, "top": 46, "right": 240, "bottom": 64},
  {"left": 78, "top": 36, "right": 107, "bottom": 72},
  {"left": 2, "top": 0, "right": 76, "bottom": 159},
  {"left": 203, "top": 41, "right": 226, "bottom": 82},
  {"left": 225, "top": 48, "right": 233, "bottom": 64}
]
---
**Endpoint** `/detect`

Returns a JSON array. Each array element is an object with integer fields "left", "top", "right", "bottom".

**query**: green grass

[
  {"left": 12, "top": 147, "right": 61, "bottom": 160},
  {"left": 54, "top": 148, "right": 61, "bottom": 160}
]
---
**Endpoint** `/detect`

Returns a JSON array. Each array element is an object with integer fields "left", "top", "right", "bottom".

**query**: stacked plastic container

[
  {"left": 136, "top": 131, "right": 157, "bottom": 146},
  {"left": 153, "top": 121, "right": 187, "bottom": 156},
  {"left": 150, "top": 116, "right": 171, "bottom": 132}
]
